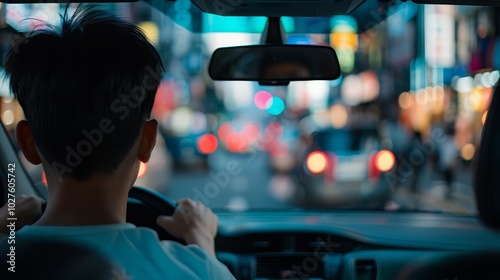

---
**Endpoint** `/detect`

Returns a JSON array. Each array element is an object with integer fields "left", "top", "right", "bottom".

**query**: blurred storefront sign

[
  {"left": 330, "top": 15, "right": 358, "bottom": 73},
  {"left": 386, "top": 13, "right": 415, "bottom": 69},
  {"left": 202, "top": 14, "right": 293, "bottom": 33},
  {"left": 424, "top": 5, "right": 456, "bottom": 68}
]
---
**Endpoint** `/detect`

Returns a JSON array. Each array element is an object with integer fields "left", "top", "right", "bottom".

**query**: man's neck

[{"left": 34, "top": 180, "right": 130, "bottom": 226}]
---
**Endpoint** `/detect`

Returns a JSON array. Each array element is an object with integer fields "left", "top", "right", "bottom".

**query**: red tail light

[
  {"left": 374, "top": 150, "right": 395, "bottom": 172},
  {"left": 306, "top": 151, "right": 328, "bottom": 174},
  {"left": 369, "top": 150, "right": 395, "bottom": 184},
  {"left": 197, "top": 133, "right": 218, "bottom": 154}
]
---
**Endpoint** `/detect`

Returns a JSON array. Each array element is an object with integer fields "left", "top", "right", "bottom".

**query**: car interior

[{"left": 1, "top": 0, "right": 500, "bottom": 279}]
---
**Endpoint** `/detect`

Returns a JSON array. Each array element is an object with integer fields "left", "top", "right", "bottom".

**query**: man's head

[{"left": 5, "top": 7, "right": 163, "bottom": 183}]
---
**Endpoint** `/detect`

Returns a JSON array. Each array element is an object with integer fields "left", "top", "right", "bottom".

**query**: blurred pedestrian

[
  {"left": 437, "top": 125, "right": 458, "bottom": 199},
  {"left": 407, "top": 130, "right": 426, "bottom": 207}
]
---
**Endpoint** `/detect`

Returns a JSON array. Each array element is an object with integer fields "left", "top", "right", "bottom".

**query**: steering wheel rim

[{"left": 127, "top": 186, "right": 186, "bottom": 244}]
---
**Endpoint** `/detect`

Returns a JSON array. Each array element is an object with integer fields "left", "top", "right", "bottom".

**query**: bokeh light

[
  {"left": 254, "top": 90, "right": 272, "bottom": 110},
  {"left": 242, "top": 124, "right": 260, "bottom": 143},
  {"left": 375, "top": 150, "right": 395, "bottom": 172},
  {"left": 461, "top": 144, "right": 475, "bottom": 161},
  {"left": 197, "top": 133, "right": 218, "bottom": 154},
  {"left": 226, "top": 134, "right": 249, "bottom": 153},
  {"left": 266, "top": 97, "right": 285, "bottom": 116},
  {"left": 306, "top": 151, "right": 328, "bottom": 174},
  {"left": 266, "top": 122, "right": 284, "bottom": 137},
  {"left": 218, "top": 123, "right": 235, "bottom": 142},
  {"left": 169, "top": 107, "right": 193, "bottom": 136},
  {"left": 330, "top": 104, "right": 348, "bottom": 128},
  {"left": 398, "top": 92, "right": 412, "bottom": 109}
]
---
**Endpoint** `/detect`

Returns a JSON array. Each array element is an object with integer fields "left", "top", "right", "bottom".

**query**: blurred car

[
  {"left": 161, "top": 129, "right": 214, "bottom": 169},
  {"left": 157, "top": 108, "right": 217, "bottom": 169},
  {"left": 297, "top": 126, "right": 395, "bottom": 209}
]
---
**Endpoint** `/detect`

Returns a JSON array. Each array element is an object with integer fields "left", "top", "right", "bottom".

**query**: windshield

[{"left": 0, "top": 2, "right": 492, "bottom": 214}]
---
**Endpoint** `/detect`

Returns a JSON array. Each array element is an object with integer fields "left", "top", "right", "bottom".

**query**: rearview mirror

[{"left": 208, "top": 45, "right": 341, "bottom": 85}]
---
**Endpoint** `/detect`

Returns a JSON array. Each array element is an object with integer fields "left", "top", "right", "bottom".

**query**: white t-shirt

[{"left": 17, "top": 223, "right": 235, "bottom": 280}]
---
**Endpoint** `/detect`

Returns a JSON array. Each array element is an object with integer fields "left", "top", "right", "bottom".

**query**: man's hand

[
  {"left": 156, "top": 199, "right": 218, "bottom": 257},
  {"left": 0, "top": 195, "right": 45, "bottom": 235}
]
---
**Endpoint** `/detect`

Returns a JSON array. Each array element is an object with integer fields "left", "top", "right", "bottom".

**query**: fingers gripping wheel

[{"left": 127, "top": 186, "right": 186, "bottom": 244}]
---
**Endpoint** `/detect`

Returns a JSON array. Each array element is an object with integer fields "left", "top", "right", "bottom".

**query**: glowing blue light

[{"left": 266, "top": 97, "right": 285, "bottom": 116}]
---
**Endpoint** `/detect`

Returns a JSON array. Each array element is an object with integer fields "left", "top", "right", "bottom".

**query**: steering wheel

[{"left": 127, "top": 186, "right": 186, "bottom": 244}]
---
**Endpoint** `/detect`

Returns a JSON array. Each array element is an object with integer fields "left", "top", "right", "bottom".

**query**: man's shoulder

[
  {"left": 14, "top": 224, "right": 234, "bottom": 279},
  {"left": 14, "top": 224, "right": 161, "bottom": 254},
  {"left": 17, "top": 223, "right": 139, "bottom": 236}
]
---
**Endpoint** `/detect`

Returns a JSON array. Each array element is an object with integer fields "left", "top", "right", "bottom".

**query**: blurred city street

[
  {"left": 165, "top": 151, "right": 291, "bottom": 211},
  {"left": 388, "top": 162, "right": 476, "bottom": 213},
  {"left": 165, "top": 148, "right": 477, "bottom": 214}
]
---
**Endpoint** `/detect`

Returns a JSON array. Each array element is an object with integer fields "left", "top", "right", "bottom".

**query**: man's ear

[
  {"left": 138, "top": 119, "right": 158, "bottom": 163},
  {"left": 16, "top": 120, "right": 42, "bottom": 165}
]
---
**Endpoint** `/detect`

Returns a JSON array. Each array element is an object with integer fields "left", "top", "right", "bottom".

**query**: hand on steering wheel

[
  {"left": 157, "top": 199, "right": 218, "bottom": 257},
  {"left": 127, "top": 186, "right": 185, "bottom": 244},
  {"left": 128, "top": 186, "right": 218, "bottom": 256}
]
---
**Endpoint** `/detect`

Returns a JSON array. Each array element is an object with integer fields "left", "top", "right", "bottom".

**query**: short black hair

[{"left": 4, "top": 6, "right": 163, "bottom": 180}]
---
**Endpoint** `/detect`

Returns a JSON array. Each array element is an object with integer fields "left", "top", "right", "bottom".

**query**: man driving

[{"left": 0, "top": 6, "right": 234, "bottom": 279}]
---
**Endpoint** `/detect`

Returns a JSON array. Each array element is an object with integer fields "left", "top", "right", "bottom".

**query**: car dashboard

[{"left": 213, "top": 211, "right": 500, "bottom": 280}]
